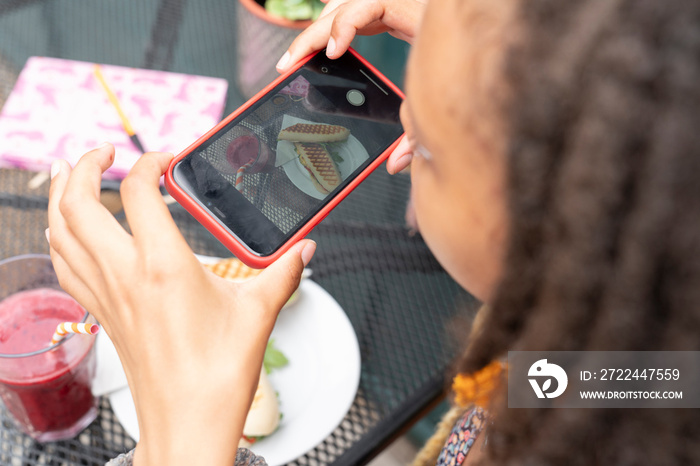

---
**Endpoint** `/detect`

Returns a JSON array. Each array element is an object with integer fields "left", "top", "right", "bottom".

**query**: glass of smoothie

[{"left": 0, "top": 254, "right": 98, "bottom": 442}]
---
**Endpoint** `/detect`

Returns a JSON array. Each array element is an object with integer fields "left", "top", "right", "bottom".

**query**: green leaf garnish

[
  {"left": 263, "top": 339, "right": 289, "bottom": 374},
  {"left": 322, "top": 143, "right": 344, "bottom": 164},
  {"left": 264, "top": 0, "right": 325, "bottom": 21}
]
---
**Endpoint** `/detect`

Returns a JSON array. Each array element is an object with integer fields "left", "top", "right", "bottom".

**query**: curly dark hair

[{"left": 458, "top": 0, "right": 700, "bottom": 464}]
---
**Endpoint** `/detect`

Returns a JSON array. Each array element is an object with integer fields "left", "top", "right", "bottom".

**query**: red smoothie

[
  {"left": 0, "top": 288, "right": 97, "bottom": 441},
  {"left": 226, "top": 134, "right": 275, "bottom": 174}
]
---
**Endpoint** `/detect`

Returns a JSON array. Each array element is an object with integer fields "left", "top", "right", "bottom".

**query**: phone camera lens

[{"left": 321, "top": 66, "right": 329, "bottom": 73}]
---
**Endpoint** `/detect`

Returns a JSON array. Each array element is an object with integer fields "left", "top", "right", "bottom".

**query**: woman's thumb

[{"left": 252, "top": 240, "right": 316, "bottom": 312}]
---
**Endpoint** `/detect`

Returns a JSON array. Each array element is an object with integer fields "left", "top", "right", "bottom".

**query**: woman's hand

[
  {"left": 47, "top": 144, "right": 315, "bottom": 465},
  {"left": 276, "top": 0, "right": 425, "bottom": 176},
  {"left": 276, "top": 0, "right": 426, "bottom": 71}
]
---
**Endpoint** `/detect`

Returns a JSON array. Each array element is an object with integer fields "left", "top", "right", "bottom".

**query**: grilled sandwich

[
  {"left": 278, "top": 123, "right": 350, "bottom": 143},
  {"left": 203, "top": 257, "right": 263, "bottom": 281},
  {"left": 294, "top": 142, "right": 342, "bottom": 194},
  {"left": 203, "top": 256, "right": 310, "bottom": 306}
]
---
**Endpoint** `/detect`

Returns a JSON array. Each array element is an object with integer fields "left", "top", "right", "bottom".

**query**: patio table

[{"left": 0, "top": 2, "right": 478, "bottom": 464}]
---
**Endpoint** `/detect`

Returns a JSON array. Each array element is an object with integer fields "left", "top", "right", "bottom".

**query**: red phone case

[{"left": 164, "top": 48, "right": 405, "bottom": 268}]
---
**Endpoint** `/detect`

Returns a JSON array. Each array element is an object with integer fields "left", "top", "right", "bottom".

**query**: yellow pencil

[{"left": 93, "top": 64, "right": 146, "bottom": 153}]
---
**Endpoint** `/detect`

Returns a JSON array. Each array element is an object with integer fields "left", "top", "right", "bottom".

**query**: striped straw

[
  {"left": 50, "top": 322, "right": 100, "bottom": 346},
  {"left": 235, "top": 158, "right": 255, "bottom": 191}
]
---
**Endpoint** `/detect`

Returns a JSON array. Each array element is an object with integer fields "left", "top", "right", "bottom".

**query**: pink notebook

[{"left": 0, "top": 57, "right": 228, "bottom": 179}]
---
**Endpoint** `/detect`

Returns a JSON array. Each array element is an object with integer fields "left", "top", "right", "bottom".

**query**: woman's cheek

[
  {"left": 409, "top": 158, "right": 483, "bottom": 297},
  {"left": 408, "top": 156, "right": 428, "bottom": 228},
  {"left": 409, "top": 157, "right": 443, "bottom": 247}
]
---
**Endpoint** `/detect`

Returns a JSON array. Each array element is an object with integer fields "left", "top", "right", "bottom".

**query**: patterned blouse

[
  {"left": 436, "top": 406, "right": 486, "bottom": 466},
  {"left": 105, "top": 448, "right": 267, "bottom": 466},
  {"left": 106, "top": 408, "right": 486, "bottom": 466}
]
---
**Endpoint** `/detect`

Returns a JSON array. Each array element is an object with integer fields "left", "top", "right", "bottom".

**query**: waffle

[
  {"left": 204, "top": 257, "right": 309, "bottom": 310},
  {"left": 278, "top": 123, "right": 350, "bottom": 143},
  {"left": 296, "top": 142, "right": 341, "bottom": 194},
  {"left": 203, "top": 257, "right": 263, "bottom": 282}
]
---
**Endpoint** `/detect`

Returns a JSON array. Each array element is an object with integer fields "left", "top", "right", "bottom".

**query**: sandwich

[
  {"left": 203, "top": 257, "right": 263, "bottom": 282},
  {"left": 238, "top": 369, "right": 281, "bottom": 448},
  {"left": 203, "top": 257, "right": 310, "bottom": 306},
  {"left": 278, "top": 123, "right": 350, "bottom": 143},
  {"left": 294, "top": 142, "right": 341, "bottom": 195}
]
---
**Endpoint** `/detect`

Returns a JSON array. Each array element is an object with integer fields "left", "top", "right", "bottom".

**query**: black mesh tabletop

[{"left": 0, "top": 2, "right": 478, "bottom": 465}]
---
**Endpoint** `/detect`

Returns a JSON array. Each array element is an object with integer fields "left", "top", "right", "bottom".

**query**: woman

[{"left": 47, "top": 0, "right": 700, "bottom": 464}]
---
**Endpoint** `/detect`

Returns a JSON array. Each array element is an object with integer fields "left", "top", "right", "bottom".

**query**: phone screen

[{"left": 171, "top": 51, "right": 404, "bottom": 257}]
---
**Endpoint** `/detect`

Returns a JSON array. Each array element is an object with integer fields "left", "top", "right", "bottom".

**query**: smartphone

[{"left": 164, "top": 48, "right": 404, "bottom": 268}]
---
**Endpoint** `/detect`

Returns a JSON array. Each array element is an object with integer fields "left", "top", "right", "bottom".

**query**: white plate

[
  {"left": 277, "top": 116, "right": 369, "bottom": 200},
  {"left": 108, "top": 278, "right": 361, "bottom": 466}
]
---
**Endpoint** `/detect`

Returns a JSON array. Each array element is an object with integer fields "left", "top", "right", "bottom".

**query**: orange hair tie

[{"left": 452, "top": 360, "right": 505, "bottom": 408}]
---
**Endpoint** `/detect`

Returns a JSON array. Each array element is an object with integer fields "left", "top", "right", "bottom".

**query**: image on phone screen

[{"left": 172, "top": 52, "right": 404, "bottom": 257}]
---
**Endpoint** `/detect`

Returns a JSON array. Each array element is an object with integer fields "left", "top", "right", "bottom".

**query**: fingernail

[
  {"left": 98, "top": 141, "right": 110, "bottom": 149},
  {"left": 50, "top": 160, "right": 61, "bottom": 179},
  {"left": 392, "top": 153, "right": 413, "bottom": 173},
  {"left": 44, "top": 228, "right": 50, "bottom": 245},
  {"left": 301, "top": 240, "right": 316, "bottom": 267},
  {"left": 276, "top": 51, "right": 290, "bottom": 70},
  {"left": 326, "top": 37, "right": 336, "bottom": 57}
]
